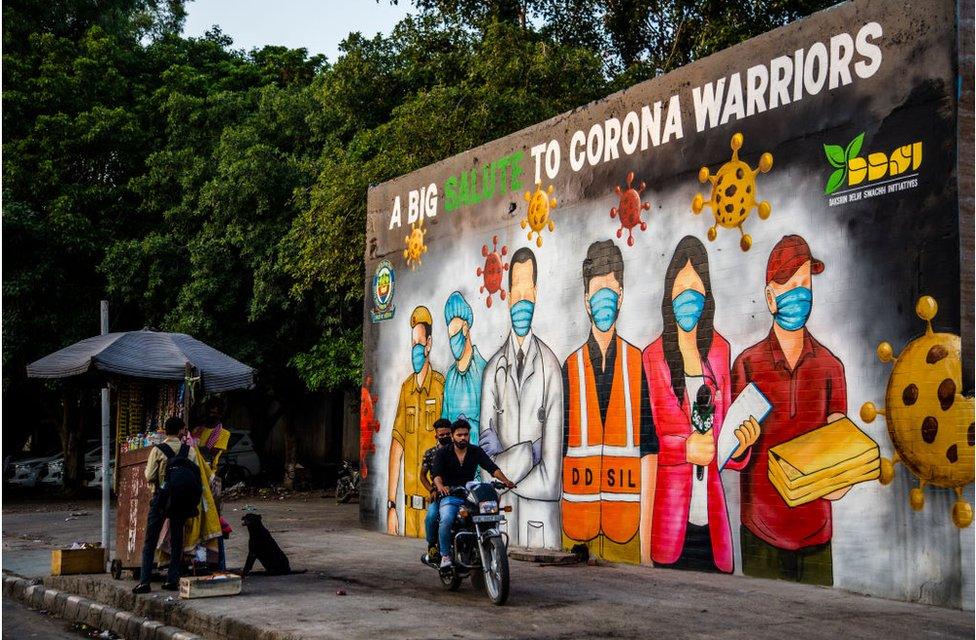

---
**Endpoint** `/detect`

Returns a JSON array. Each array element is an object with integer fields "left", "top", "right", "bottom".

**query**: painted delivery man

[
  {"left": 732, "top": 235, "right": 849, "bottom": 585},
  {"left": 388, "top": 305, "right": 445, "bottom": 538},
  {"left": 481, "top": 247, "right": 563, "bottom": 549},
  {"left": 441, "top": 291, "right": 487, "bottom": 444},
  {"left": 561, "top": 240, "right": 658, "bottom": 564}
]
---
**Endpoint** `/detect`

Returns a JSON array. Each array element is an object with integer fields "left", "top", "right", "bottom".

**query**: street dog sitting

[{"left": 240, "top": 513, "right": 306, "bottom": 576}]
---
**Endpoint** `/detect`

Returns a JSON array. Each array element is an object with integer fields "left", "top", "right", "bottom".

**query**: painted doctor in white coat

[{"left": 480, "top": 247, "right": 563, "bottom": 549}]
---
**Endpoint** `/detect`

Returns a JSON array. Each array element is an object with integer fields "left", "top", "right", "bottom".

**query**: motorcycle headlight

[{"left": 479, "top": 500, "right": 499, "bottom": 514}]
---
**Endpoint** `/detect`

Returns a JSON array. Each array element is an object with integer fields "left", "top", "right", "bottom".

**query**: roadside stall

[{"left": 27, "top": 329, "right": 255, "bottom": 581}]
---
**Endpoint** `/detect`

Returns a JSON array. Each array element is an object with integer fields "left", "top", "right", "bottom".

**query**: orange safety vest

[{"left": 561, "top": 337, "right": 642, "bottom": 544}]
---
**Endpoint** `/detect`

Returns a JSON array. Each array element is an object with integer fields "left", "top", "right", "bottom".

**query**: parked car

[
  {"left": 84, "top": 458, "right": 116, "bottom": 489},
  {"left": 5, "top": 446, "right": 61, "bottom": 488},
  {"left": 42, "top": 440, "right": 112, "bottom": 487},
  {"left": 217, "top": 430, "right": 261, "bottom": 486}
]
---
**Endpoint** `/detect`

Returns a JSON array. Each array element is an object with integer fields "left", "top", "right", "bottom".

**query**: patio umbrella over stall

[
  {"left": 27, "top": 329, "right": 256, "bottom": 392},
  {"left": 27, "top": 329, "right": 256, "bottom": 572}
]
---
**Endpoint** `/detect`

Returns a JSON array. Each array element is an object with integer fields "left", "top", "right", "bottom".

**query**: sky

[{"left": 181, "top": 0, "right": 414, "bottom": 61}]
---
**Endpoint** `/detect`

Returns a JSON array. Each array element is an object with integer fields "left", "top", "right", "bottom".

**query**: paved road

[
  {"left": 4, "top": 497, "right": 973, "bottom": 640},
  {"left": 2, "top": 599, "right": 94, "bottom": 639}
]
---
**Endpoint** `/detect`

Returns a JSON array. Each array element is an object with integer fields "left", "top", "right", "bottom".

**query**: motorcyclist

[
  {"left": 420, "top": 418, "right": 453, "bottom": 563},
  {"left": 432, "top": 418, "right": 516, "bottom": 569}
]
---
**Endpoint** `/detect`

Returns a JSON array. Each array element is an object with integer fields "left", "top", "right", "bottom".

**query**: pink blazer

[{"left": 642, "top": 332, "right": 749, "bottom": 573}]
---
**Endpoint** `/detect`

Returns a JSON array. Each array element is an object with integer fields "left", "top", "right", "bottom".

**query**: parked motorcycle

[
  {"left": 421, "top": 480, "right": 511, "bottom": 605},
  {"left": 335, "top": 459, "right": 361, "bottom": 504}
]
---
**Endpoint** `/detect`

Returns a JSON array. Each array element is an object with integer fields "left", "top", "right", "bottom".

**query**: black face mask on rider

[{"left": 438, "top": 435, "right": 451, "bottom": 446}]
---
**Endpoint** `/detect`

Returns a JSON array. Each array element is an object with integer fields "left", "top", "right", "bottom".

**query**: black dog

[{"left": 241, "top": 513, "right": 303, "bottom": 576}]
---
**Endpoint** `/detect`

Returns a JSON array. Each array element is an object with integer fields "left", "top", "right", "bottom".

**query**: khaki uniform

[
  {"left": 392, "top": 369, "right": 445, "bottom": 538},
  {"left": 145, "top": 437, "right": 203, "bottom": 492}
]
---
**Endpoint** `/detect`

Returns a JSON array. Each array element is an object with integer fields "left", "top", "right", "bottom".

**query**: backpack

[{"left": 157, "top": 443, "right": 203, "bottom": 520}]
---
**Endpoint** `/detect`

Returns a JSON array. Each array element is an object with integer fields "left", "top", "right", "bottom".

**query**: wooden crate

[
  {"left": 179, "top": 573, "right": 242, "bottom": 599},
  {"left": 51, "top": 548, "right": 106, "bottom": 576}
]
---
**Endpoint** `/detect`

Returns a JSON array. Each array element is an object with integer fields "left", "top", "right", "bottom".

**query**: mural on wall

[
  {"left": 644, "top": 236, "right": 760, "bottom": 573},
  {"left": 521, "top": 182, "right": 557, "bottom": 247},
  {"left": 561, "top": 240, "right": 657, "bottom": 564},
  {"left": 363, "top": 0, "right": 970, "bottom": 610},
  {"left": 359, "top": 374, "right": 380, "bottom": 479},
  {"left": 730, "top": 235, "right": 879, "bottom": 586},
  {"left": 691, "top": 133, "right": 773, "bottom": 252},
  {"left": 386, "top": 306, "right": 444, "bottom": 537},
  {"left": 860, "top": 296, "right": 975, "bottom": 528},
  {"left": 480, "top": 247, "right": 564, "bottom": 549},
  {"left": 403, "top": 222, "right": 428, "bottom": 269},
  {"left": 441, "top": 292, "right": 487, "bottom": 445},
  {"left": 609, "top": 172, "right": 652, "bottom": 246},
  {"left": 476, "top": 236, "right": 509, "bottom": 308}
]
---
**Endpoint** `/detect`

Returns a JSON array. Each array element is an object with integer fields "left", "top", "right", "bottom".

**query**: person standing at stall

[{"left": 132, "top": 416, "right": 203, "bottom": 593}]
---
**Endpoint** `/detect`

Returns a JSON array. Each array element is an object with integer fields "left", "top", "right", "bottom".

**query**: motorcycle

[
  {"left": 335, "top": 460, "right": 361, "bottom": 504},
  {"left": 421, "top": 480, "right": 511, "bottom": 605}
]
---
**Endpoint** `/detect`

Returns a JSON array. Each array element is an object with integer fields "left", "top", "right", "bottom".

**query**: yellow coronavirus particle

[
  {"left": 403, "top": 223, "right": 427, "bottom": 270},
  {"left": 691, "top": 132, "right": 773, "bottom": 252},
  {"left": 860, "top": 296, "right": 975, "bottom": 528},
  {"left": 521, "top": 181, "right": 557, "bottom": 247}
]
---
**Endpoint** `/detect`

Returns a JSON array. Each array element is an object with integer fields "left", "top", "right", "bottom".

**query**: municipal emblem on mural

[
  {"left": 610, "top": 171, "right": 651, "bottom": 246},
  {"left": 860, "top": 295, "right": 975, "bottom": 528},
  {"left": 370, "top": 259, "right": 396, "bottom": 322},
  {"left": 691, "top": 132, "right": 773, "bottom": 251}
]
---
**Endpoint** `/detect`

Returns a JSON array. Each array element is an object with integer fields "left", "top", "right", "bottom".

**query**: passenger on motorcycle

[
  {"left": 421, "top": 418, "right": 453, "bottom": 562},
  {"left": 432, "top": 418, "right": 516, "bottom": 568}
]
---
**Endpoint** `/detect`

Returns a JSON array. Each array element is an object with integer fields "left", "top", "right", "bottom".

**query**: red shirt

[{"left": 731, "top": 328, "right": 847, "bottom": 550}]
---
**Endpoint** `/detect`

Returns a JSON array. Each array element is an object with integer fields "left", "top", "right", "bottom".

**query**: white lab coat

[{"left": 480, "top": 330, "right": 563, "bottom": 549}]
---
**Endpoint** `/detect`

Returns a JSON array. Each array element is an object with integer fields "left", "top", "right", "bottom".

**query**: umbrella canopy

[{"left": 27, "top": 330, "right": 255, "bottom": 392}]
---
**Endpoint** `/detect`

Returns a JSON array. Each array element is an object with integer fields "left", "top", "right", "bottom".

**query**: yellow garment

[
  {"left": 157, "top": 445, "right": 222, "bottom": 560},
  {"left": 767, "top": 417, "right": 880, "bottom": 507},
  {"left": 196, "top": 426, "right": 231, "bottom": 473},
  {"left": 392, "top": 368, "right": 444, "bottom": 538}
]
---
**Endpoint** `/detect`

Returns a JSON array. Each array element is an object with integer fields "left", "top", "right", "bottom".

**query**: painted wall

[{"left": 361, "top": 0, "right": 973, "bottom": 609}]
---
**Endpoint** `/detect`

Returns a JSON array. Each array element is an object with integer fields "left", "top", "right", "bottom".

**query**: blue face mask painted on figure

[
  {"left": 588, "top": 288, "right": 619, "bottom": 333},
  {"left": 672, "top": 289, "right": 706, "bottom": 332},
  {"left": 449, "top": 330, "right": 466, "bottom": 360},
  {"left": 774, "top": 286, "right": 812, "bottom": 331},
  {"left": 411, "top": 343, "right": 427, "bottom": 373},
  {"left": 510, "top": 300, "right": 535, "bottom": 337}
]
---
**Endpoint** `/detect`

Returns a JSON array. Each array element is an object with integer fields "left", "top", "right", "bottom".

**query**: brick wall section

[{"left": 959, "top": 0, "right": 974, "bottom": 394}]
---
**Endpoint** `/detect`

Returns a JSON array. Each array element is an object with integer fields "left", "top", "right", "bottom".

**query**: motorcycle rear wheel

[{"left": 483, "top": 537, "right": 510, "bottom": 605}]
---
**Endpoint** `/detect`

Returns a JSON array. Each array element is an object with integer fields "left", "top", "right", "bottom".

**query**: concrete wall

[{"left": 361, "top": 0, "right": 974, "bottom": 609}]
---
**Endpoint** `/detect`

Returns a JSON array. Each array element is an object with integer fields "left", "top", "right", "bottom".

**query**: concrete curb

[
  {"left": 3, "top": 574, "right": 203, "bottom": 640},
  {"left": 27, "top": 574, "right": 299, "bottom": 640}
]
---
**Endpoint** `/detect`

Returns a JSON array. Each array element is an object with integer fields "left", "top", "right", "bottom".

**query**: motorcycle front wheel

[{"left": 483, "top": 536, "right": 510, "bottom": 605}]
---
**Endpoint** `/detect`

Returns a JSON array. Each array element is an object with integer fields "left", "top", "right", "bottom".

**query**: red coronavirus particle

[
  {"left": 477, "top": 235, "right": 509, "bottom": 308},
  {"left": 610, "top": 171, "right": 651, "bottom": 246}
]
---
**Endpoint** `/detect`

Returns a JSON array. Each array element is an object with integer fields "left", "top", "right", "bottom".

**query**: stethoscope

[{"left": 492, "top": 344, "right": 548, "bottom": 440}]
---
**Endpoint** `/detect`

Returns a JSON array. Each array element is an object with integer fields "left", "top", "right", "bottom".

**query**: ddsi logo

[{"left": 823, "top": 133, "right": 922, "bottom": 195}]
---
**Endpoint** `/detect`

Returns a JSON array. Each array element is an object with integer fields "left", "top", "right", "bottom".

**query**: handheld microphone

[{"left": 693, "top": 385, "right": 714, "bottom": 481}]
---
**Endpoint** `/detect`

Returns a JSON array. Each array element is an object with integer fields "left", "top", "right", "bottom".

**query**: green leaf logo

[{"left": 824, "top": 132, "right": 865, "bottom": 195}]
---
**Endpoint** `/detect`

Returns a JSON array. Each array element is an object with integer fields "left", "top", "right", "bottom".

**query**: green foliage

[{"left": 4, "top": 0, "right": 835, "bottom": 428}]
